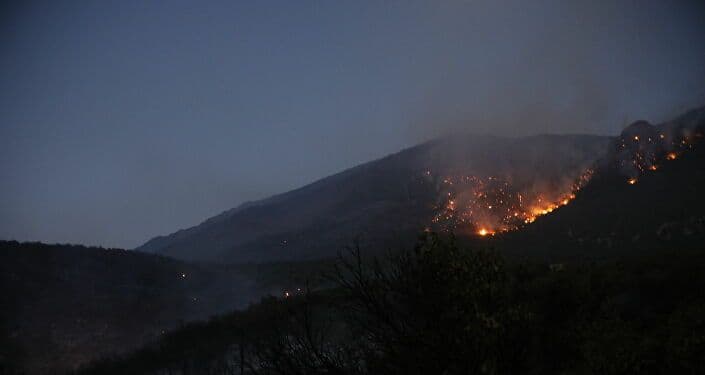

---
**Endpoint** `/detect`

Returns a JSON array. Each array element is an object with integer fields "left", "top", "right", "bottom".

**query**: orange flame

[{"left": 429, "top": 169, "right": 592, "bottom": 236}]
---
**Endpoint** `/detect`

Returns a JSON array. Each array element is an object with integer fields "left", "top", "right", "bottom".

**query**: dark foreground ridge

[
  {"left": 0, "top": 241, "right": 326, "bottom": 374},
  {"left": 82, "top": 234, "right": 705, "bottom": 375}
]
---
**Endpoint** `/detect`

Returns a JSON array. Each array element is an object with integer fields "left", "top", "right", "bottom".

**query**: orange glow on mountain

[{"left": 428, "top": 169, "right": 592, "bottom": 236}]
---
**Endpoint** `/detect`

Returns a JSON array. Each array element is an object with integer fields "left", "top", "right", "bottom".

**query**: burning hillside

[
  {"left": 140, "top": 134, "right": 610, "bottom": 263},
  {"left": 612, "top": 113, "right": 704, "bottom": 184},
  {"left": 425, "top": 109, "right": 705, "bottom": 238},
  {"left": 427, "top": 168, "right": 593, "bottom": 236}
]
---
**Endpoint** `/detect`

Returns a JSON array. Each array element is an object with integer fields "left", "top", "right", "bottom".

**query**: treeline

[
  {"left": 80, "top": 234, "right": 705, "bottom": 374},
  {"left": 0, "top": 241, "right": 269, "bottom": 374}
]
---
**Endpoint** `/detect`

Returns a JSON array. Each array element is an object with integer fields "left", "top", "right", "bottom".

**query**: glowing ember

[
  {"left": 428, "top": 169, "right": 592, "bottom": 236},
  {"left": 666, "top": 152, "right": 677, "bottom": 160},
  {"left": 627, "top": 178, "right": 637, "bottom": 185}
]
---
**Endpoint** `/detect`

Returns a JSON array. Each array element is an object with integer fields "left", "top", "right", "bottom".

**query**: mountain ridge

[{"left": 138, "top": 133, "right": 612, "bottom": 263}]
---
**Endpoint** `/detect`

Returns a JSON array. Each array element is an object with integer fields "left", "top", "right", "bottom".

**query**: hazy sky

[{"left": 1, "top": 1, "right": 704, "bottom": 248}]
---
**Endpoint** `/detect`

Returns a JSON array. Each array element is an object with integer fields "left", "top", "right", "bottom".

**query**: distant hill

[
  {"left": 0, "top": 241, "right": 313, "bottom": 374},
  {"left": 138, "top": 134, "right": 611, "bottom": 263}
]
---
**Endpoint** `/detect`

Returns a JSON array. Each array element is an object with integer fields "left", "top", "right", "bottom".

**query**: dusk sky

[{"left": 2, "top": 0, "right": 704, "bottom": 248}]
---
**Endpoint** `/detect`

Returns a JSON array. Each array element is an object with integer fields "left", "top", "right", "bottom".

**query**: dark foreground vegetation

[
  {"left": 0, "top": 241, "right": 329, "bottom": 374},
  {"left": 80, "top": 234, "right": 705, "bottom": 375}
]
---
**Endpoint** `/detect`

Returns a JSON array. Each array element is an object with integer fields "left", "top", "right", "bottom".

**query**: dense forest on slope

[{"left": 81, "top": 234, "right": 705, "bottom": 375}]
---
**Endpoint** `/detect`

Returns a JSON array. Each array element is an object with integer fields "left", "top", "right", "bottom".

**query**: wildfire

[
  {"left": 428, "top": 169, "right": 592, "bottom": 237},
  {"left": 616, "top": 124, "right": 701, "bottom": 178},
  {"left": 427, "top": 125, "right": 699, "bottom": 238}
]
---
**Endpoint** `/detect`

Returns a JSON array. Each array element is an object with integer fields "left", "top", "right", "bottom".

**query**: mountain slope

[
  {"left": 497, "top": 107, "right": 705, "bottom": 259},
  {"left": 138, "top": 134, "right": 611, "bottom": 263}
]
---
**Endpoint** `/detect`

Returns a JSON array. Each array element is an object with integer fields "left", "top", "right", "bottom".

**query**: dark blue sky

[{"left": 2, "top": 1, "right": 704, "bottom": 248}]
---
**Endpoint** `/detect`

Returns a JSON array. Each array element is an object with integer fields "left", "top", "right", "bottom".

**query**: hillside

[
  {"left": 139, "top": 134, "right": 610, "bottom": 263},
  {"left": 496, "top": 107, "right": 705, "bottom": 259},
  {"left": 80, "top": 236, "right": 705, "bottom": 375},
  {"left": 0, "top": 241, "right": 317, "bottom": 374}
]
